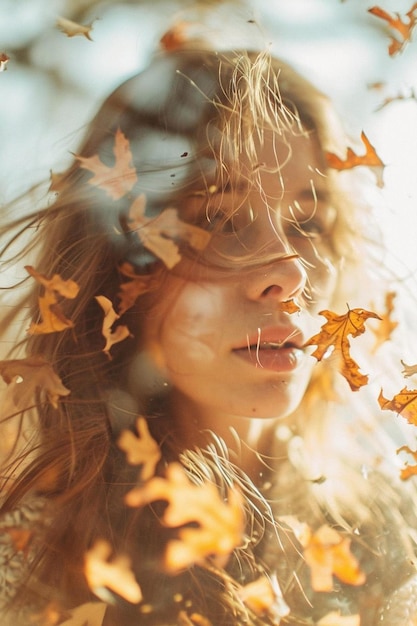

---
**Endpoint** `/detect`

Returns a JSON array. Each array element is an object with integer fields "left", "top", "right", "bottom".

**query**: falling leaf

[
  {"left": 95, "top": 295, "right": 131, "bottom": 357},
  {"left": 370, "top": 291, "right": 398, "bottom": 352},
  {"left": 378, "top": 387, "right": 417, "bottom": 425},
  {"left": 56, "top": 16, "right": 95, "bottom": 41},
  {"left": 0, "top": 356, "right": 70, "bottom": 409},
  {"left": 0, "top": 52, "right": 9, "bottom": 72},
  {"left": 368, "top": 4, "right": 417, "bottom": 55},
  {"left": 401, "top": 360, "right": 417, "bottom": 378},
  {"left": 76, "top": 128, "right": 137, "bottom": 200},
  {"left": 117, "top": 262, "right": 161, "bottom": 315},
  {"left": 304, "top": 307, "right": 381, "bottom": 391},
  {"left": 25, "top": 265, "right": 79, "bottom": 335},
  {"left": 326, "top": 132, "right": 385, "bottom": 188},
  {"left": 279, "top": 299, "right": 300, "bottom": 314},
  {"left": 118, "top": 416, "right": 161, "bottom": 481},
  {"left": 237, "top": 576, "right": 276, "bottom": 615},
  {"left": 127, "top": 194, "right": 211, "bottom": 269},
  {"left": 84, "top": 539, "right": 142, "bottom": 604},
  {"left": 125, "top": 462, "right": 244, "bottom": 573},
  {"left": 317, "top": 611, "right": 360, "bottom": 626},
  {"left": 397, "top": 445, "right": 417, "bottom": 480}
]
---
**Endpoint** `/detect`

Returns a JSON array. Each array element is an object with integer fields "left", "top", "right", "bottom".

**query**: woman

[{"left": 1, "top": 36, "right": 416, "bottom": 626}]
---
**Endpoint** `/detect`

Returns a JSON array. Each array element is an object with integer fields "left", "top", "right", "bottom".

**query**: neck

[{"left": 168, "top": 390, "right": 283, "bottom": 482}]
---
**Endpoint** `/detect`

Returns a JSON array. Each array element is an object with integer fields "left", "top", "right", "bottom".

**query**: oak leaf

[
  {"left": 76, "top": 128, "right": 137, "bottom": 200},
  {"left": 127, "top": 193, "right": 211, "bottom": 269},
  {"left": 125, "top": 462, "right": 244, "bottom": 572},
  {"left": 56, "top": 16, "right": 94, "bottom": 41},
  {"left": 378, "top": 387, "right": 417, "bottom": 425},
  {"left": 84, "top": 539, "right": 142, "bottom": 604},
  {"left": 317, "top": 612, "right": 360, "bottom": 626},
  {"left": 304, "top": 307, "right": 381, "bottom": 391},
  {"left": 326, "top": 132, "right": 385, "bottom": 188},
  {"left": 401, "top": 360, "right": 417, "bottom": 378},
  {"left": 0, "top": 356, "right": 70, "bottom": 409},
  {"left": 26, "top": 265, "right": 79, "bottom": 335},
  {"left": 118, "top": 416, "right": 161, "bottom": 481},
  {"left": 368, "top": 4, "right": 417, "bottom": 55},
  {"left": 95, "top": 296, "right": 131, "bottom": 357},
  {"left": 371, "top": 291, "right": 398, "bottom": 352},
  {"left": 0, "top": 52, "right": 9, "bottom": 72}
]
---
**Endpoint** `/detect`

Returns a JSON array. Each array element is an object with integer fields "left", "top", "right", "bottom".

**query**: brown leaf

[
  {"left": 117, "top": 262, "right": 160, "bottom": 315},
  {"left": 56, "top": 16, "right": 95, "bottom": 41},
  {"left": 317, "top": 612, "right": 360, "bottom": 626},
  {"left": 378, "top": 387, "right": 417, "bottom": 425},
  {"left": 0, "top": 52, "right": 9, "bottom": 72},
  {"left": 0, "top": 356, "right": 70, "bottom": 409},
  {"left": 304, "top": 307, "right": 381, "bottom": 391},
  {"left": 397, "top": 445, "right": 417, "bottom": 480},
  {"left": 368, "top": 4, "right": 417, "bottom": 55},
  {"left": 278, "top": 299, "right": 301, "bottom": 314},
  {"left": 118, "top": 416, "right": 161, "bottom": 481},
  {"left": 95, "top": 295, "right": 131, "bottom": 357},
  {"left": 237, "top": 576, "right": 276, "bottom": 615},
  {"left": 76, "top": 128, "right": 137, "bottom": 200},
  {"left": 84, "top": 539, "right": 142, "bottom": 604},
  {"left": 326, "top": 131, "right": 385, "bottom": 187},
  {"left": 371, "top": 291, "right": 398, "bottom": 352},
  {"left": 401, "top": 360, "right": 417, "bottom": 378},
  {"left": 26, "top": 265, "right": 79, "bottom": 335},
  {"left": 125, "top": 462, "right": 244, "bottom": 572},
  {"left": 127, "top": 193, "right": 210, "bottom": 269}
]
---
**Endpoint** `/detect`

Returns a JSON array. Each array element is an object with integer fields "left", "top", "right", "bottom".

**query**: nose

[{"left": 245, "top": 255, "right": 307, "bottom": 303}]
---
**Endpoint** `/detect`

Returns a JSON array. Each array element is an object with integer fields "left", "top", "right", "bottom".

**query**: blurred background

[{"left": 1, "top": 0, "right": 417, "bottom": 300}]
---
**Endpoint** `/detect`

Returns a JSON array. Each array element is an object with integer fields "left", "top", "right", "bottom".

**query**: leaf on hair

[
  {"left": 76, "top": 128, "right": 137, "bottom": 200},
  {"left": 117, "top": 262, "right": 161, "bottom": 314},
  {"left": 304, "top": 307, "right": 381, "bottom": 391},
  {"left": 326, "top": 132, "right": 385, "bottom": 188},
  {"left": 125, "top": 462, "right": 244, "bottom": 573},
  {"left": 118, "top": 416, "right": 161, "bottom": 481},
  {"left": 56, "top": 16, "right": 95, "bottom": 41},
  {"left": 84, "top": 539, "right": 142, "bottom": 604},
  {"left": 95, "top": 295, "right": 131, "bottom": 357},
  {"left": 0, "top": 356, "right": 70, "bottom": 409},
  {"left": 368, "top": 4, "right": 417, "bottom": 56}
]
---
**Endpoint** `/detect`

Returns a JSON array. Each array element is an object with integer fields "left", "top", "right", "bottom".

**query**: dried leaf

[
  {"left": 56, "top": 16, "right": 94, "bottom": 41},
  {"left": 118, "top": 416, "right": 161, "bottom": 481},
  {"left": 278, "top": 299, "right": 301, "bottom": 314},
  {"left": 117, "top": 262, "right": 160, "bottom": 315},
  {"left": 368, "top": 4, "right": 417, "bottom": 55},
  {"left": 127, "top": 194, "right": 210, "bottom": 269},
  {"left": 0, "top": 52, "right": 9, "bottom": 72},
  {"left": 95, "top": 295, "right": 131, "bottom": 357},
  {"left": 237, "top": 576, "right": 276, "bottom": 615},
  {"left": 125, "top": 462, "right": 244, "bottom": 572},
  {"left": 317, "top": 611, "right": 360, "bottom": 626},
  {"left": 326, "top": 131, "right": 385, "bottom": 188},
  {"left": 0, "top": 356, "right": 70, "bottom": 409},
  {"left": 371, "top": 291, "right": 398, "bottom": 352},
  {"left": 26, "top": 265, "right": 79, "bottom": 335},
  {"left": 84, "top": 539, "right": 142, "bottom": 604},
  {"left": 378, "top": 387, "right": 417, "bottom": 425},
  {"left": 397, "top": 445, "right": 417, "bottom": 480},
  {"left": 76, "top": 128, "right": 137, "bottom": 200},
  {"left": 401, "top": 360, "right": 417, "bottom": 378},
  {"left": 304, "top": 307, "right": 381, "bottom": 391}
]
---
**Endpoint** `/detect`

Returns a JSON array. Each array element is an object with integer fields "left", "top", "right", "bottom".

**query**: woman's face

[{"left": 139, "top": 130, "right": 338, "bottom": 421}]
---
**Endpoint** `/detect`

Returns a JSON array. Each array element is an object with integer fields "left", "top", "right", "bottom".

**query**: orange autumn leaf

[
  {"left": 84, "top": 539, "right": 142, "bottom": 604},
  {"left": 127, "top": 193, "right": 210, "bottom": 269},
  {"left": 397, "top": 445, "right": 417, "bottom": 480},
  {"left": 0, "top": 356, "right": 70, "bottom": 409},
  {"left": 125, "top": 462, "right": 244, "bottom": 572},
  {"left": 279, "top": 299, "right": 301, "bottom": 314},
  {"left": 237, "top": 576, "right": 276, "bottom": 615},
  {"left": 317, "top": 611, "right": 360, "bottom": 626},
  {"left": 118, "top": 416, "right": 161, "bottom": 481},
  {"left": 56, "top": 16, "right": 94, "bottom": 41},
  {"left": 304, "top": 307, "right": 381, "bottom": 391},
  {"left": 0, "top": 52, "right": 9, "bottom": 72},
  {"left": 76, "top": 128, "right": 137, "bottom": 200},
  {"left": 326, "top": 131, "right": 385, "bottom": 188},
  {"left": 95, "top": 295, "right": 131, "bottom": 357},
  {"left": 26, "top": 265, "right": 79, "bottom": 335},
  {"left": 368, "top": 4, "right": 417, "bottom": 55},
  {"left": 117, "top": 262, "right": 161, "bottom": 315},
  {"left": 371, "top": 291, "right": 398, "bottom": 352},
  {"left": 378, "top": 387, "right": 417, "bottom": 425}
]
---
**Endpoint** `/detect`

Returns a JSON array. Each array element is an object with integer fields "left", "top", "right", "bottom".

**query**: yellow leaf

[
  {"left": 95, "top": 295, "right": 131, "bottom": 357},
  {"left": 118, "top": 416, "right": 161, "bottom": 481},
  {"left": 237, "top": 576, "right": 276, "bottom": 615},
  {"left": 378, "top": 387, "right": 417, "bottom": 425}
]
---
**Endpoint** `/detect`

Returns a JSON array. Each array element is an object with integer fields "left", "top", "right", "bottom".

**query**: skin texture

[{"left": 138, "top": 130, "right": 338, "bottom": 459}]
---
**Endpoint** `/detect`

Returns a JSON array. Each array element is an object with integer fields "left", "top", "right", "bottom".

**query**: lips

[{"left": 232, "top": 326, "right": 305, "bottom": 372}]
